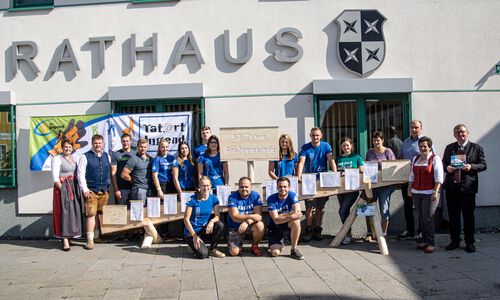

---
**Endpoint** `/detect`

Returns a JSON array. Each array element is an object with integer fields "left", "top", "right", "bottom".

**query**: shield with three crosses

[{"left": 335, "top": 10, "right": 386, "bottom": 77}]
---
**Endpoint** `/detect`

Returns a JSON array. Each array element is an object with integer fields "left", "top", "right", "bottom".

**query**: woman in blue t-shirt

[
  {"left": 335, "top": 137, "right": 364, "bottom": 245},
  {"left": 197, "top": 135, "right": 228, "bottom": 188},
  {"left": 152, "top": 139, "right": 176, "bottom": 199},
  {"left": 268, "top": 133, "right": 298, "bottom": 179},
  {"left": 173, "top": 141, "right": 196, "bottom": 196},
  {"left": 183, "top": 176, "right": 225, "bottom": 258}
]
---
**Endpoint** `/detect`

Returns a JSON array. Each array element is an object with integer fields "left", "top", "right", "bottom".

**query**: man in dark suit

[{"left": 443, "top": 124, "right": 487, "bottom": 253}]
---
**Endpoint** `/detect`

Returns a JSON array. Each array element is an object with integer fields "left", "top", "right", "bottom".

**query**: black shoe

[
  {"left": 290, "top": 248, "right": 304, "bottom": 260},
  {"left": 302, "top": 227, "right": 313, "bottom": 243},
  {"left": 446, "top": 241, "right": 460, "bottom": 250},
  {"left": 397, "top": 231, "right": 415, "bottom": 241},
  {"left": 312, "top": 227, "right": 324, "bottom": 241},
  {"left": 465, "top": 243, "right": 476, "bottom": 253}
]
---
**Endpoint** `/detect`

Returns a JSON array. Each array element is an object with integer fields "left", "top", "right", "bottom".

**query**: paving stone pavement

[{"left": 1, "top": 233, "right": 500, "bottom": 299}]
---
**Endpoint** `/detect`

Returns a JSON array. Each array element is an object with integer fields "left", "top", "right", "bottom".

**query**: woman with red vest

[{"left": 407, "top": 136, "right": 444, "bottom": 253}]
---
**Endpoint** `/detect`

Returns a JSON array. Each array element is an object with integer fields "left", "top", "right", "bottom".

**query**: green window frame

[
  {"left": 315, "top": 93, "right": 411, "bottom": 158},
  {"left": 0, "top": 105, "right": 16, "bottom": 188},
  {"left": 12, "top": 0, "right": 54, "bottom": 9},
  {"left": 113, "top": 97, "right": 205, "bottom": 147}
]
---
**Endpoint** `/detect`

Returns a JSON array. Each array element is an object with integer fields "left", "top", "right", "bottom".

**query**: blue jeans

[
  {"left": 373, "top": 187, "right": 394, "bottom": 220},
  {"left": 338, "top": 192, "right": 359, "bottom": 223}
]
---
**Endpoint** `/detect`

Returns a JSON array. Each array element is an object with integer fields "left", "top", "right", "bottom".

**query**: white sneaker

[{"left": 342, "top": 236, "right": 352, "bottom": 245}]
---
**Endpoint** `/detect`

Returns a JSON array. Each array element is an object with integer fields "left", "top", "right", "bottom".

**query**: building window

[
  {"left": 114, "top": 98, "right": 204, "bottom": 146},
  {"left": 0, "top": 106, "right": 16, "bottom": 187},
  {"left": 316, "top": 94, "right": 409, "bottom": 158},
  {"left": 12, "top": 0, "right": 54, "bottom": 8}
]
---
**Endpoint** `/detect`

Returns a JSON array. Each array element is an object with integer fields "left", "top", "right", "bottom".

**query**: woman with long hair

[
  {"left": 172, "top": 141, "right": 196, "bottom": 195},
  {"left": 51, "top": 138, "right": 82, "bottom": 251},
  {"left": 268, "top": 133, "right": 298, "bottom": 179},
  {"left": 336, "top": 136, "right": 364, "bottom": 245},
  {"left": 197, "top": 135, "right": 228, "bottom": 187}
]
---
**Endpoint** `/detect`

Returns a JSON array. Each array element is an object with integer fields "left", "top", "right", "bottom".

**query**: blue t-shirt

[
  {"left": 193, "top": 144, "right": 207, "bottom": 159},
  {"left": 267, "top": 191, "right": 299, "bottom": 227},
  {"left": 173, "top": 159, "right": 195, "bottom": 190},
  {"left": 151, "top": 155, "right": 175, "bottom": 183},
  {"left": 272, "top": 153, "right": 298, "bottom": 177},
  {"left": 183, "top": 194, "right": 220, "bottom": 236},
  {"left": 227, "top": 191, "right": 263, "bottom": 229},
  {"left": 299, "top": 141, "right": 332, "bottom": 174},
  {"left": 198, "top": 153, "right": 224, "bottom": 186}
]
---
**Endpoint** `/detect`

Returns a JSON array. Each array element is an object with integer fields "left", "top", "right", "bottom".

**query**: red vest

[{"left": 411, "top": 154, "right": 436, "bottom": 191}]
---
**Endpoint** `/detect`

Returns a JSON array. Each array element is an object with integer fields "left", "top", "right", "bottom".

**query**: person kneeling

[
  {"left": 227, "top": 177, "right": 265, "bottom": 256},
  {"left": 183, "top": 176, "right": 225, "bottom": 259},
  {"left": 267, "top": 177, "right": 304, "bottom": 260}
]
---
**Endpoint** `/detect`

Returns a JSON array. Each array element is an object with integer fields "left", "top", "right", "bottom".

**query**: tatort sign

[{"left": 9, "top": 28, "right": 303, "bottom": 80}]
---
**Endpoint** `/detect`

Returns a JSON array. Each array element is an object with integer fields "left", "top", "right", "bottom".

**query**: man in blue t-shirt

[
  {"left": 267, "top": 177, "right": 304, "bottom": 260},
  {"left": 227, "top": 177, "right": 265, "bottom": 256},
  {"left": 193, "top": 126, "right": 211, "bottom": 160},
  {"left": 297, "top": 127, "right": 337, "bottom": 242}
]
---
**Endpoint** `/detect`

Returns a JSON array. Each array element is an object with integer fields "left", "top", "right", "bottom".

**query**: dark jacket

[{"left": 442, "top": 141, "right": 487, "bottom": 194}]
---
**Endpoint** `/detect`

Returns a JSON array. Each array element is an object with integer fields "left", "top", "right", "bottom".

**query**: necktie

[{"left": 453, "top": 145, "right": 465, "bottom": 184}]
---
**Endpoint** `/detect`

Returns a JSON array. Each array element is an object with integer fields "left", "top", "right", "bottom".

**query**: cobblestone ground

[{"left": 1, "top": 233, "right": 500, "bottom": 299}]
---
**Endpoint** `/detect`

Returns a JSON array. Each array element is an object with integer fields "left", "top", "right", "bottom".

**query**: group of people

[
  {"left": 397, "top": 121, "right": 487, "bottom": 253},
  {"left": 51, "top": 122, "right": 486, "bottom": 256}
]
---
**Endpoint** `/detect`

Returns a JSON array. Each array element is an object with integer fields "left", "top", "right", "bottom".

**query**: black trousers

[
  {"left": 185, "top": 221, "right": 224, "bottom": 259},
  {"left": 401, "top": 183, "right": 416, "bottom": 235},
  {"left": 446, "top": 188, "right": 476, "bottom": 245}
]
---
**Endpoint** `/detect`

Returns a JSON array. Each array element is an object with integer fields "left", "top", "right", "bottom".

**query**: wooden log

[
  {"left": 330, "top": 195, "right": 362, "bottom": 247},
  {"left": 247, "top": 161, "right": 255, "bottom": 183},
  {"left": 371, "top": 199, "right": 389, "bottom": 255},
  {"left": 143, "top": 218, "right": 163, "bottom": 244},
  {"left": 141, "top": 234, "right": 154, "bottom": 249}
]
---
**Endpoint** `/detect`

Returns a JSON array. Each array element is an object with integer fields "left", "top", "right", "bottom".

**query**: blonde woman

[
  {"left": 152, "top": 139, "right": 176, "bottom": 199},
  {"left": 268, "top": 134, "right": 298, "bottom": 179}
]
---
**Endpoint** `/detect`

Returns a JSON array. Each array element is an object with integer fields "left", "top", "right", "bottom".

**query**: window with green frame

[
  {"left": 316, "top": 94, "right": 410, "bottom": 158},
  {"left": 114, "top": 98, "right": 204, "bottom": 147},
  {"left": 0, "top": 106, "right": 16, "bottom": 187},
  {"left": 12, "top": 0, "right": 53, "bottom": 9}
]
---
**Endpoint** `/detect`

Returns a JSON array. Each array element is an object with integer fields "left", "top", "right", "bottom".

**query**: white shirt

[
  {"left": 409, "top": 155, "right": 444, "bottom": 194},
  {"left": 77, "top": 150, "right": 111, "bottom": 193}
]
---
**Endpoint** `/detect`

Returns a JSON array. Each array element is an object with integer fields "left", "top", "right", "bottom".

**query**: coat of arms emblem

[{"left": 335, "top": 10, "right": 386, "bottom": 77}]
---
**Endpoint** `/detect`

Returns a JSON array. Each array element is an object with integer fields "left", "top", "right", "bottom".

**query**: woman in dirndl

[{"left": 51, "top": 138, "right": 82, "bottom": 251}]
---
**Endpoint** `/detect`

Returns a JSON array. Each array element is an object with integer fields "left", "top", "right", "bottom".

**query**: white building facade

[{"left": 0, "top": 0, "right": 498, "bottom": 236}]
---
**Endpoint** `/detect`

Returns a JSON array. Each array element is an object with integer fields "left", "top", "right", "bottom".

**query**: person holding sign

[
  {"left": 443, "top": 124, "right": 487, "bottom": 253},
  {"left": 77, "top": 134, "right": 112, "bottom": 250},
  {"left": 267, "top": 177, "right": 304, "bottom": 259},
  {"left": 407, "top": 136, "right": 444, "bottom": 253},
  {"left": 172, "top": 141, "right": 196, "bottom": 196},
  {"left": 268, "top": 134, "right": 298, "bottom": 179},
  {"left": 365, "top": 131, "right": 396, "bottom": 238},
  {"left": 227, "top": 177, "right": 265, "bottom": 256},
  {"left": 297, "top": 127, "right": 337, "bottom": 242},
  {"left": 51, "top": 138, "right": 82, "bottom": 251},
  {"left": 183, "top": 176, "right": 226, "bottom": 258},
  {"left": 152, "top": 139, "right": 176, "bottom": 199},
  {"left": 121, "top": 139, "right": 152, "bottom": 202},
  {"left": 198, "top": 135, "right": 229, "bottom": 188},
  {"left": 335, "top": 137, "right": 364, "bottom": 245},
  {"left": 111, "top": 133, "right": 135, "bottom": 205}
]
